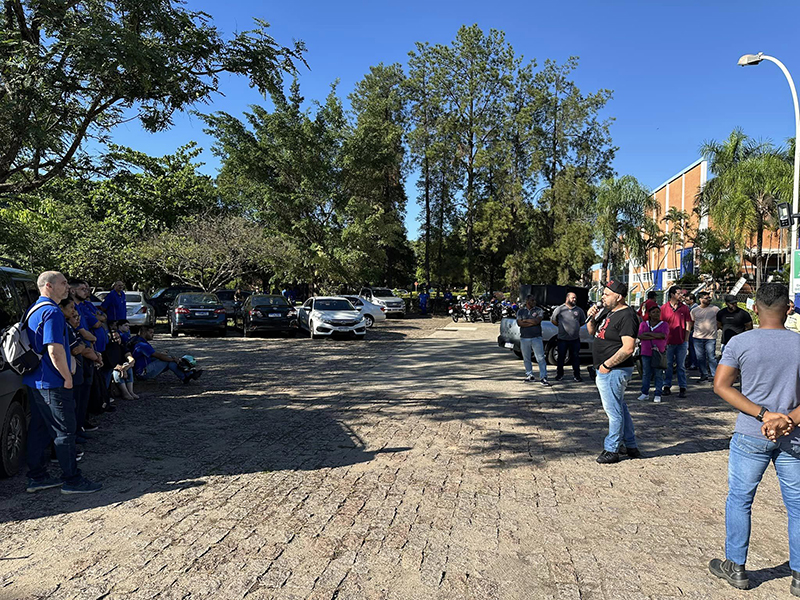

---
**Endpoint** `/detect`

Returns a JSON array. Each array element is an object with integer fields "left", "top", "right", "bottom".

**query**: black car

[
  {"left": 236, "top": 294, "right": 298, "bottom": 337},
  {"left": 0, "top": 261, "right": 38, "bottom": 477},
  {"left": 168, "top": 292, "right": 227, "bottom": 337},
  {"left": 149, "top": 285, "right": 202, "bottom": 317}
]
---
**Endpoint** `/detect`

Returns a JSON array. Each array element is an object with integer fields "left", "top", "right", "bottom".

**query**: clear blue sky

[{"left": 108, "top": 0, "right": 800, "bottom": 238}]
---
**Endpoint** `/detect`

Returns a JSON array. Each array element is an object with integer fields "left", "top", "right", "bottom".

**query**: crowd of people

[
  {"left": 21, "top": 271, "right": 202, "bottom": 495},
  {"left": 584, "top": 279, "right": 800, "bottom": 595}
]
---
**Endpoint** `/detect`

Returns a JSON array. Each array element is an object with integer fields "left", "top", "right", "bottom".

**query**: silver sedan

[{"left": 343, "top": 296, "right": 387, "bottom": 328}]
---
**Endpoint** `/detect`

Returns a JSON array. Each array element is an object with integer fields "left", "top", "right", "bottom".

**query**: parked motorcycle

[{"left": 448, "top": 302, "right": 464, "bottom": 322}]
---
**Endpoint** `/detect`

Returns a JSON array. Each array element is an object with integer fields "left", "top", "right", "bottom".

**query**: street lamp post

[{"left": 738, "top": 52, "right": 800, "bottom": 298}]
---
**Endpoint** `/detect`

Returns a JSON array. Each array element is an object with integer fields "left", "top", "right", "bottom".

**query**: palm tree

[
  {"left": 596, "top": 175, "right": 659, "bottom": 281},
  {"left": 624, "top": 215, "right": 665, "bottom": 294},
  {"left": 698, "top": 128, "right": 793, "bottom": 289}
]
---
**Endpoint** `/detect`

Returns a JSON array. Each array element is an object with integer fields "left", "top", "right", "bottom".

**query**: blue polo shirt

[
  {"left": 132, "top": 340, "right": 156, "bottom": 376},
  {"left": 22, "top": 297, "right": 72, "bottom": 389},
  {"left": 101, "top": 290, "right": 127, "bottom": 321},
  {"left": 75, "top": 300, "right": 98, "bottom": 331}
]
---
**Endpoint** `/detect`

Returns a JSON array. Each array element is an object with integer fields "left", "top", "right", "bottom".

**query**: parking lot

[{"left": 0, "top": 317, "right": 795, "bottom": 600}]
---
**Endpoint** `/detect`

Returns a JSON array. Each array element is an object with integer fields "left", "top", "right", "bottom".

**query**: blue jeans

[
  {"left": 664, "top": 342, "right": 688, "bottom": 389},
  {"left": 640, "top": 355, "right": 664, "bottom": 396},
  {"left": 725, "top": 433, "right": 800, "bottom": 570},
  {"left": 556, "top": 338, "right": 581, "bottom": 378},
  {"left": 520, "top": 337, "right": 547, "bottom": 379},
  {"left": 139, "top": 359, "right": 186, "bottom": 381},
  {"left": 596, "top": 367, "right": 636, "bottom": 452},
  {"left": 693, "top": 338, "right": 717, "bottom": 378},
  {"left": 112, "top": 369, "right": 134, "bottom": 384},
  {"left": 25, "top": 386, "right": 81, "bottom": 483}
]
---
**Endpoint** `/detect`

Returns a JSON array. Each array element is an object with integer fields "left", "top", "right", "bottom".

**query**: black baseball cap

[{"left": 605, "top": 279, "right": 628, "bottom": 297}]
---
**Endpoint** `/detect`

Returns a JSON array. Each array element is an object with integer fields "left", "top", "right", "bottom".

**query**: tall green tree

[
  {"left": 596, "top": 175, "right": 658, "bottom": 280},
  {"left": 1, "top": 0, "right": 305, "bottom": 195},
  {"left": 698, "top": 128, "right": 793, "bottom": 288}
]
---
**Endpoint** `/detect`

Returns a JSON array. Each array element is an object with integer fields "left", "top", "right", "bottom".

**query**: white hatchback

[{"left": 297, "top": 297, "right": 367, "bottom": 339}]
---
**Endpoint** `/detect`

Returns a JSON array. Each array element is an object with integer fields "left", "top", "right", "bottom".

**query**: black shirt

[
  {"left": 103, "top": 340, "right": 126, "bottom": 371},
  {"left": 717, "top": 307, "right": 752, "bottom": 345},
  {"left": 591, "top": 306, "right": 639, "bottom": 369}
]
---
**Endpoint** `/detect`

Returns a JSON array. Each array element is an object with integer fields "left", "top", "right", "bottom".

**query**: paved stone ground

[{"left": 0, "top": 317, "right": 795, "bottom": 599}]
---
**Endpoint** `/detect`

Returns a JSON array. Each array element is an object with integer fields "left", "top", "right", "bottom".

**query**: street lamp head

[{"left": 738, "top": 53, "right": 764, "bottom": 66}]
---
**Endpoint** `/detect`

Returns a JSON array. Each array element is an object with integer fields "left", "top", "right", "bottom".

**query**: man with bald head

[
  {"left": 24, "top": 271, "right": 101, "bottom": 495},
  {"left": 100, "top": 280, "right": 126, "bottom": 326}
]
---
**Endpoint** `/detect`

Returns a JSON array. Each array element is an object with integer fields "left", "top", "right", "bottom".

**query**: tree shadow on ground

[{"left": 0, "top": 331, "right": 737, "bottom": 522}]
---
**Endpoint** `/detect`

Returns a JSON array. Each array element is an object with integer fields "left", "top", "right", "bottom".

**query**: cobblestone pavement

[{"left": 0, "top": 318, "right": 795, "bottom": 599}]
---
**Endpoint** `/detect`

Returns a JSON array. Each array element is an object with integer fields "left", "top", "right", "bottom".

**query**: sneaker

[
  {"left": 82, "top": 422, "right": 99, "bottom": 432},
  {"left": 26, "top": 476, "right": 62, "bottom": 493},
  {"left": 678, "top": 388, "right": 687, "bottom": 398},
  {"left": 554, "top": 374, "right": 564, "bottom": 381},
  {"left": 625, "top": 447, "right": 643, "bottom": 459},
  {"left": 653, "top": 396, "right": 662, "bottom": 403},
  {"left": 708, "top": 558, "right": 749, "bottom": 590},
  {"left": 523, "top": 375, "right": 535, "bottom": 383},
  {"left": 103, "top": 403, "right": 117, "bottom": 412},
  {"left": 596, "top": 450, "right": 620, "bottom": 464},
  {"left": 791, "top": 570, "right": 800, "bottom": 597},
  {"left": 662, "top": 386, "right": 672, "bottom": 396},
  {"left": 61, "top": 477, "right": 102, "bottom": 495},
  {"left": 540, "top": 378, "right": 550, "bottom": 387},
  {"left": 189, "top": 369, "right": 203, "bottom": 381},
  {"left": 573, "top": 377, "right": 583, "bottom": 383},
  {"left": 699, "top": 375, "right": 708, "bottom": 382},
  {"left": 637, "top": 393, "right": 649, "bottom": 401}
]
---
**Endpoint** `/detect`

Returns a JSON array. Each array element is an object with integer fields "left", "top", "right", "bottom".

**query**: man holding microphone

[{"left": 587, "top": 280, "right": 641, "bottom": 464}]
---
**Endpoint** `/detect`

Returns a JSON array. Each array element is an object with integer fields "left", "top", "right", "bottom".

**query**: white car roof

[{"left": 311, "top": 296, "right": 349, "bottom": 301}]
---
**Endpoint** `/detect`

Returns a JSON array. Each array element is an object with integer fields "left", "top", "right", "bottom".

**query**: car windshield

[
  {"left": 180, "top": 294, "right": 219, "bottom": 306},
  {"left": 314, "top": 299, "right": 355, "bottom": 311},
  {"left": 252, "top": 295, "right": 290, "bottom": 307},
  {"left": 371, "top": 288, "right": 395, "bottom": 297},
  {"left": 125, "top": 293, "right": 142, "bottom": 303}
]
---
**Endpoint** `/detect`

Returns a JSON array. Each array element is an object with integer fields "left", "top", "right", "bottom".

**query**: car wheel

[
  {"left": 364, "top": 314, "right": 375, "bottom": 328},
  {"left": 170, "top": 320, "right": 178, "bottom": 338},
  {"left": 546, "top": 343, "right": 559, "bottom": 366},
  {"left": 1, "top": 399, "right": 26, "bottom": 477}
]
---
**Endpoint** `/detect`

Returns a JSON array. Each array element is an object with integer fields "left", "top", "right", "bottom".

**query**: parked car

[
  {"left": 236, "top": 294, "right": 297, "bottom": 337},
  {"left": 359, "top": 287, "right": 406, "bottom": 317},
  {"left": 214, "top": 289, "right": 251, "bottom": 318},
  {"left": 96, "top": 290, "right": 156, "bottom": 327},
  {"left": 168, "top": 292, "right": 227, "bottom": 337},
  {"left": 297, "top": 297, "right": 367, "bottom": 339},
  {"left": 0, "top": 262, "right": 37, "bottom": 477},
  {"left": 149, "top": 285, "right": 202, "bottom": 317},
  {"left": 394, "top": 288, "right": 410, "bottom": 296},
  {"left": 497, "top": 317, "right": 593, "bottom": 365},
  {"left": 342, "top": 295, "right": 386, "bottom": 328}
]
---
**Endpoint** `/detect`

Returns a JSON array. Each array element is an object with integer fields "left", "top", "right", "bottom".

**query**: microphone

[{"left": 586, "top": 301, "right": 604, "bottom": 324}]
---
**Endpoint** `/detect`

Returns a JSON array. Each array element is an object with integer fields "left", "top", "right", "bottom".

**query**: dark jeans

[
  {"left": 687, "top": 332, "right": 698, "bottom": 368},
  {"left": 76, "top": 364, "right": 94, "bottom": 431},
  {"left": 556, "top": 338, "right": 581, "bottom": 378},
  {"left": 26, "top": 386, "right": 81, "bottom": 483}
]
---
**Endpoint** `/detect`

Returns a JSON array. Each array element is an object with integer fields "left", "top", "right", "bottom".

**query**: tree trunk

[
  {"left": 436, "top": 170, "right": 445, "bottom": 293},
  {"left": 756, "top": 214, "right": 764, "bottom": 290},
  {"left": 424, "top": 153, "right": 431, "bottom": 284}
]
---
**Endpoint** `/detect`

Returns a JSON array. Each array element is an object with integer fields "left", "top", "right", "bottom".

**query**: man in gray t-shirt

[
  {"left": 516, "top": 295, "right": 548, "bottom": 385},
  {"left": 551, "top": 292, "right": 586, "bottom": 381},
  {"left": 708, "top": 283, "right": 800, "bottom": 593}
]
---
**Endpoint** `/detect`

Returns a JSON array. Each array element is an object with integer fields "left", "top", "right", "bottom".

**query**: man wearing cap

[
  {"left": 660, "top": 286, "right": 693, "bottom": 398},
  {"left": 717, "top": 295, "right": 753, "bottom": 353},
  {"left": 586, "top": 280, "right": 641, "bottom": 464}
]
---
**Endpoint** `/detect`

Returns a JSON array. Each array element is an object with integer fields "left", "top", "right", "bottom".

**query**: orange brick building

[{"left": 590, "top": 158, "right": 788, "bottom": 301}]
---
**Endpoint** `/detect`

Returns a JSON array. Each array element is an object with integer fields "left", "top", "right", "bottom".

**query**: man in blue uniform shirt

[
  {"left": 100, "top": 280, "right": 126, "bottom": 325},
  {"left": 24, "top": 271, "right": 101, "bottom": 495}
]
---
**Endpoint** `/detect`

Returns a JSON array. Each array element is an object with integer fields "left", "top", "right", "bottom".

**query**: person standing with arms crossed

[
  {"left": 708, "top": 283, "right": 800, "bottom": 596},
  {"left": 551, "top": 292, "right": 586, "bottom": 382},
  {"left": 24, "top": 271, "right": 101, "bottom": 494},
  {"left": 516, "top": 294, "right": 549, "bottom": 386},
  {"left": 691, "top": 292, "right": 720, "bottom": 382},
  {"left": 587, "top": 280, "right": 641, "bottom": 464},
  {"left": 660, "top": 286, "right": 693, "bottom": 398}
]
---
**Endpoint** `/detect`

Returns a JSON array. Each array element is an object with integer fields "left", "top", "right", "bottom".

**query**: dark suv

[
  {"left": 149, "top": 285, "right": 202, "bottom": 317},
  {"left": 0, "top": 262, "right": 39, "bottom": 477}
]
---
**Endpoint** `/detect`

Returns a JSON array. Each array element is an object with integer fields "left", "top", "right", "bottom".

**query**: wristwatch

[{"left": 756, "top": 406, "right": 768, "bottom": 422}]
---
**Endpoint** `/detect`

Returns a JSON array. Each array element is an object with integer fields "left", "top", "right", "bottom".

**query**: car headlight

[{"left": 319, "top": 315, "right": 334, "bottom": 324}]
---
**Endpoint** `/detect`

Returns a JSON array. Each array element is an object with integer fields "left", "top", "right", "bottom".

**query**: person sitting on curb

[{"left": 132, "top": 325, "right": 202, "bottom": 383}]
